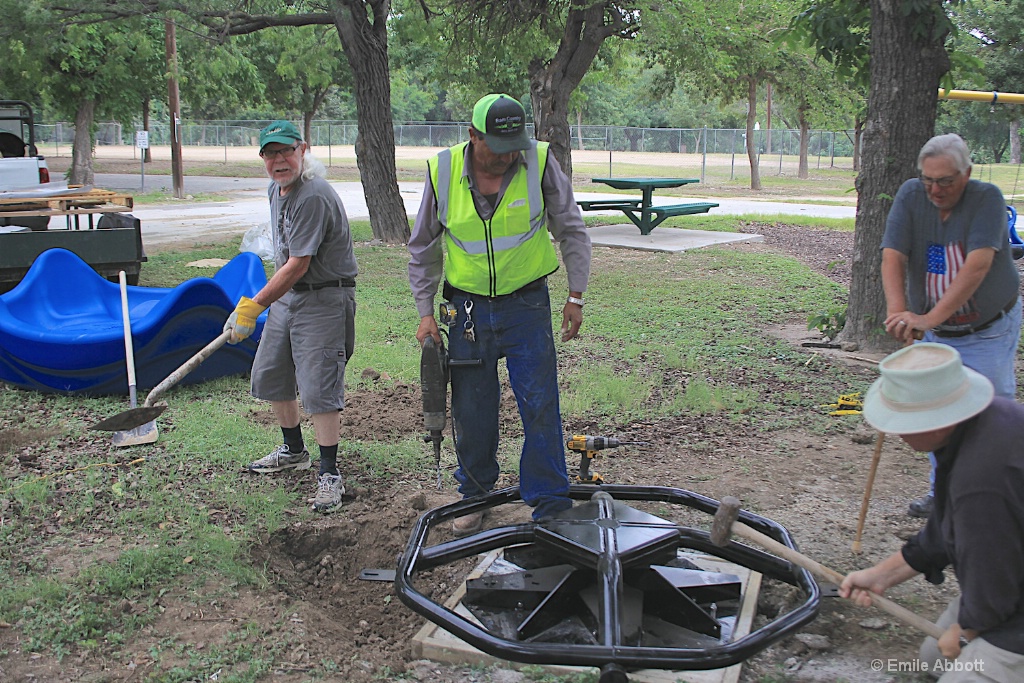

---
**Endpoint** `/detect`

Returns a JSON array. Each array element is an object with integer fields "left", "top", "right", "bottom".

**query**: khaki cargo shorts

[{"left": 251, "top": 287, "right": 356, "bottom": 414}]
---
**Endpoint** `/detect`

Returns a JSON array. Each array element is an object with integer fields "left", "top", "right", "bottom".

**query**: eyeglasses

[
  {"left": 260, "top": 143, "right": 300, "bottom": 160},
  {"left": 919, "top": 171, "right": 960, "bottom": 189}
]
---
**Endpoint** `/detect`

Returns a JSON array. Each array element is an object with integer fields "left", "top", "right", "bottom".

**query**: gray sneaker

[
  {"left": 246, "top": 444, "right": 311, "bottom": 473},
  {"left": 313, "top": 473, "right": 345, "bottom": 513}
]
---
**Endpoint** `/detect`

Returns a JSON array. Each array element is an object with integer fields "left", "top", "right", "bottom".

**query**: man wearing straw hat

[{"left": 841, "top": 343, "right": 1024, "bottom": 681}]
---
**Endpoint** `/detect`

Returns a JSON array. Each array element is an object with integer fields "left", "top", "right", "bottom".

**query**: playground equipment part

[
  {"left": 395, "top": 486, "right": 821, "bottom": 682},
  {"left": 0, "top": 248, "right": 268, "bottom": 394}
]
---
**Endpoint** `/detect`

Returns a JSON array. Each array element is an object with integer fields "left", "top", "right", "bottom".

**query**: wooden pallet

[{"left": 0, "top": 188, "right": 134, "bottom": 216}]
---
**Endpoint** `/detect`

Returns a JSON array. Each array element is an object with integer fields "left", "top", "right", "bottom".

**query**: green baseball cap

[
  {"left": 259, "top": 120, "right": 302, "bottom": 149},
  {"left": 471, "top": 94, "right": 531, "bottom": 154}
]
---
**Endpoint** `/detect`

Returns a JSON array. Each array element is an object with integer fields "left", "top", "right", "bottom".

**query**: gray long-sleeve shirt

[{"left": 407, "top": 142, "right": 591, "bottom": 318}]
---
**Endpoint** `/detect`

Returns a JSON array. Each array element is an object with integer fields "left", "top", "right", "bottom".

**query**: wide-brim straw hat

[{"left": 863, "top": 343, "right": 993, "bottom": 435}]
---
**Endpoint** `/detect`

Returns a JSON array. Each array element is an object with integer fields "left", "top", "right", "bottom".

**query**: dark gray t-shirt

[
  {"left": 882, "top": 178, "right": 1018, "bottom": 332},
  {"left": 268, "top": 176, "right": 357, "bottom": 284},
  {"left": 901, "top": 398, "right": 1024, "bottom": 654}
]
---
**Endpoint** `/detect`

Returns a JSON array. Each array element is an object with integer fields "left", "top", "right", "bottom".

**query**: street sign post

[{"left": 136, "top": 131, "right": 149, "bottom": 191}]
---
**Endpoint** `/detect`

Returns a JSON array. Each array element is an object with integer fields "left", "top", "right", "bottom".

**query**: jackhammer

[
  {"left": 420, "top": 335, "right": 449, "bottom": 489},
  {"left": 421, "top": 303, "right": 481, "bottom": 488}
]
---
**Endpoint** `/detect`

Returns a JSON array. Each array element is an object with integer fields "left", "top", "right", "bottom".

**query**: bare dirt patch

[{"left": 1, "top": 222, "right": 985, "bottom": 683}]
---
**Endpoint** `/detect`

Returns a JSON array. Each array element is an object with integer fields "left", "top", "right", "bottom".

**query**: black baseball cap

[{"left": 471, "top": 94, "right": 531, "bottom": 154}]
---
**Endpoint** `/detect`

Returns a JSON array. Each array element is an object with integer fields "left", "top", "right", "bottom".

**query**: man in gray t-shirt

[
  {"left": 223, "top": 121, "right": 357, "bottom": 515},
  {"left": 881, "top": 133, "right": 1021, "bottom": 518}
]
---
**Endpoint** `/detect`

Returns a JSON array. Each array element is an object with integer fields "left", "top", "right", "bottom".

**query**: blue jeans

[
  {"left": 923, "top": 297, "right": 1022, "bottom": 491},
  {"left": 447, "top": 282, "right": 572, "bottom": 520}
]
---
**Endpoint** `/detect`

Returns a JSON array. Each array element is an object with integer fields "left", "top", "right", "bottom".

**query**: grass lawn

[{"left": 1, "top": 216, "right": 876, "bottom": 681}]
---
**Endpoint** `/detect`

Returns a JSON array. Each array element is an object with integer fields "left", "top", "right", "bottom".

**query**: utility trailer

[{"left": 0, "top": 100, "right": 146, "bottom": 291}]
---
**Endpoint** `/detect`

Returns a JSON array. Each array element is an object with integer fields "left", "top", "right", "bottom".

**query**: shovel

[
  {"left": 112, "top": 271, "right": 158, "bottom": 446},
  {"left": 90, "top": 329, "right": 233, "bottom": 432}
]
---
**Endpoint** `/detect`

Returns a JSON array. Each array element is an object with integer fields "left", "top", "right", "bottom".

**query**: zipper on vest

[{"left": 483, "top": 215, "right": 497, "bottom": 296}]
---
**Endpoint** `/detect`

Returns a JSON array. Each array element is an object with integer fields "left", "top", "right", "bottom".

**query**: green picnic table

[{"left": 577, "top": 177, "right": 718, "bottom": 235}]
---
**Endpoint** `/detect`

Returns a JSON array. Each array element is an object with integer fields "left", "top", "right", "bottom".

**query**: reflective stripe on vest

[{"left": 429, "top": 140, "right": 558, "bottom": 296}]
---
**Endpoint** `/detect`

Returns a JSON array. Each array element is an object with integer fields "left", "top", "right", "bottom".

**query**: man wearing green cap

[
  {"left": 224, "top": 120, "right": 357, "bottom": 514},
  {"left": 841, "top": 343, "right": 1024, "bottom": 680},
  {"left": 408, "top": 93, "right": 591, "bottom": 536}
]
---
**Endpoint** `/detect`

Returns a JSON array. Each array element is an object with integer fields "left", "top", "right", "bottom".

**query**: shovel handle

[
  {"left": 118, "top": 272, "right": 138, "bottom": 406},
  {"left": 143, "top": 330, "right": 232, "bottom": 407}
]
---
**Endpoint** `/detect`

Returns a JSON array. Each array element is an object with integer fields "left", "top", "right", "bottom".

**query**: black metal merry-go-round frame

[{"left": 395, "top": 484, "right": 821, "bottom": 683}]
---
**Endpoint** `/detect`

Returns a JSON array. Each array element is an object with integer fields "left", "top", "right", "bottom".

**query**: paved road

[{"left": 96, "top": 173, "right": 863, "bottom": 248}]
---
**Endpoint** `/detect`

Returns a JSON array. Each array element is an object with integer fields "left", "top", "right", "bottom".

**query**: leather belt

[
  {"left": 292, "top": 278, "right": 356, "bottom": 292},
  {"left": 933, "top": 297, "right": 1017, "bottom": 338},
  {"left": 443, "top": 276, "right": 547, "bottom": 301}
]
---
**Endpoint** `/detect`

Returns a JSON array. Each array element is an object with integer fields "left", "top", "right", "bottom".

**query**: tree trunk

[
  {"left": 528, "top": 2, "right": 614, "bottom": 179},
  {"left": 69, "top": 98, "right": 96, "bottom": 187},
  {"left": 303, "top": 109, "right": 315, "bottom": 144},
  {"left": 798, "top": 106, "right": 809, "bottom": 180},
  {"left": 530, "top": 67, "right": 575, "bottom": 177},
  {"left": 302, "top": 87, "right": 330, "bottom": 145},
  {"left": 333, "top": 0, "right": 409, "bottom": 244},
  {"left": 576, "top": 108, "right": 584, "bottom": 151},
  {"left": 624, "top": 128, "right": 642, "bottom": 151},
  {"left": 841, "top": 0, "right": 950, "bottom": 351},
  {"left": 166, "top": 18, "right": 184, "bottom": 200},
  {"left": 1011, "top": 119, "right": 1021, "bottom": 165},
  {"left": 852, "top": 116, "right": 864, "bottom": 171},
  {"left": 746, "top": 78, "right": 762, "bottom": 191}
]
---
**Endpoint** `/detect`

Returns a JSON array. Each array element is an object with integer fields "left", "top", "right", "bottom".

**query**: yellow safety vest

[{"left": 429, "top": 140, "right": 559, "bottom": 296}]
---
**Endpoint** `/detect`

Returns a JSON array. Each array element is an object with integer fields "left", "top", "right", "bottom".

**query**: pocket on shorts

[{"left": 322, "top": 346, "right": 347, "bottom": 399}]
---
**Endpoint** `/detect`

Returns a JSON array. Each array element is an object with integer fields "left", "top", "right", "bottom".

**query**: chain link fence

[
  {"left": 32, "top": 119, "right": 856, "bottom": 155},
  {"left": 29, "top": 120, "right": 861, "bottom": 181}
]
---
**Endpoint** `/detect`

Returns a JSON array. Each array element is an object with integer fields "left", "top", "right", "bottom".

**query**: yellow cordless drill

[{"left": 566, "top": 435, "right": 644, "bottom": 484}]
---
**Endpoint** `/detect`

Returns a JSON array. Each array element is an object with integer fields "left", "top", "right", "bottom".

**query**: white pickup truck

[{"left": 0, "top": 100, "right": 52, "bottom": 230}]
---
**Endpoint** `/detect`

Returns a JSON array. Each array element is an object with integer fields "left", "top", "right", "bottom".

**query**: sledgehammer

[{"left": 710, "top": 496, "right": 944, "bottom": 640}]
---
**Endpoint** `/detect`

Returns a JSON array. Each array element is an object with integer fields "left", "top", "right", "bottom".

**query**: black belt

[
  {"left": 292, "top": 278, "right": 356, "bottom": 292},
  {"left": 443, "top": 276, "right": 547, "bottom": 301},
  {"left": 933, "top": 297, "right": 1017, "bottom": 338}
]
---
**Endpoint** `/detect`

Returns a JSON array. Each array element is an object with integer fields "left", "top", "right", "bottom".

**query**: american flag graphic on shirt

[{"left": 926, "top": 241, "right": 974, "bottom": 322}]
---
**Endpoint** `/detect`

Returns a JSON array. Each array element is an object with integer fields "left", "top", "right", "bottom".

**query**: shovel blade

[
  {"left": 112, "top": 420, "right": 159, "bottom": 447},
  {"left": 90, "top": 404, "right": 167, "bottom": 432}
]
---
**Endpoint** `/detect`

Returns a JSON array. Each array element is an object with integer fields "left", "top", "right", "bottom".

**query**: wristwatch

[{"left": 567, "top": 296, "right": 585, "bottom": 307}]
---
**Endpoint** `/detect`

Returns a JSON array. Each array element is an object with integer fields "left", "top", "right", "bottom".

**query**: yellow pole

[{"left": 939, "top": 89, "right": 1024, "bottom": 105}]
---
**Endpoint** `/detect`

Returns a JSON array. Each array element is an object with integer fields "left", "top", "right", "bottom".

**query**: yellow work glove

[{"left": 224, "top": 296, "right": 267, "bottom": 344}]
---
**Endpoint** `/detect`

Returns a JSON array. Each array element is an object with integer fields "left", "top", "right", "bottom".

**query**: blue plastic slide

[{"left": 0, "top": 249, "right": 269, "bottom": 395}]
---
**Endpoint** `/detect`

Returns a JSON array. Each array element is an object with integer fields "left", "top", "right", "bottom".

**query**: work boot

[
  {"left": 312, "top": 473, "right": 344, "bottom": 513},
  {"left": 246, "top": 444, "right": 311, "bottom": 473},
  {"left": 452, "top": 511, "right": 486, "bottom": 538},
  {"left": 907, "top": 494, "right": 934, "bottom": 518}
]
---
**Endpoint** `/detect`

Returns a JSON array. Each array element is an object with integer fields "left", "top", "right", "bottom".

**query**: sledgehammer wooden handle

[{"left": 713, "top": 498, "right": 944, "bottom": 640}]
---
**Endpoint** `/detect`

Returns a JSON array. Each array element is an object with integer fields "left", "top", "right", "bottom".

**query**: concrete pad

[
  {"left": 412, "top": 551, "right": 761, "bottom": 683},
  {"left": 587, "top": 224, "right": 764, "bottom": 253}
]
